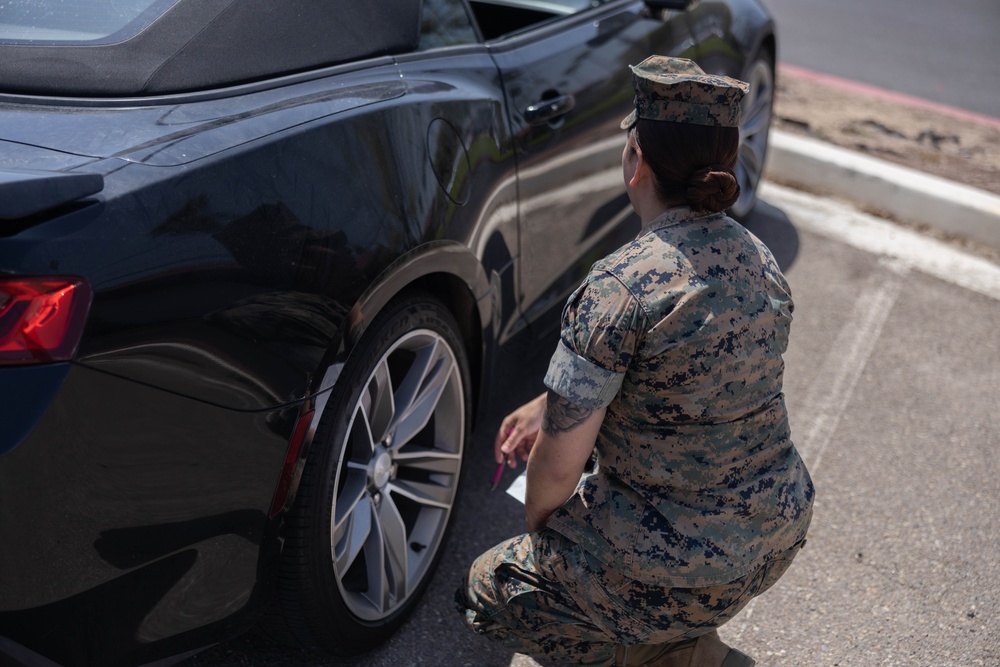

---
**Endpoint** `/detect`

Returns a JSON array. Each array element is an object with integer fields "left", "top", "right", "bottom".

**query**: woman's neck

[{"left": 635, "top": 196, "right": 685, "bottom": 227}]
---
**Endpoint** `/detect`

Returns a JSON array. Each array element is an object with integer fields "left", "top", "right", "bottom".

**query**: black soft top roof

[{"left": 0, "top": 0, "right": 421, "bottom": 97}]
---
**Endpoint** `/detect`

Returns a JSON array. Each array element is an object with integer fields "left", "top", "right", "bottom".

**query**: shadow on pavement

[{"left": 740, "top": 197, "right": 801, "bottom": 273}]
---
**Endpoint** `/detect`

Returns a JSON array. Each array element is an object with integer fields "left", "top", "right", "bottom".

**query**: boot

[{"left": 614, "top": 630, "right": 755, "bottom": 667}]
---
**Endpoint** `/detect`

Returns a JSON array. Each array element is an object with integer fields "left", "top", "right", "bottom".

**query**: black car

[{"left": 0, "top": 1, "right": 776, "bottom": 664}]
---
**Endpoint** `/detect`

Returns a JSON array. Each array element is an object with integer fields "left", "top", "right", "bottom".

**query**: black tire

[
  {"left": 730, "top": 49, "right": 776, "bottom": 219},
  {"left": 267, "top": 293, "right": 471, "bottom": 656}
]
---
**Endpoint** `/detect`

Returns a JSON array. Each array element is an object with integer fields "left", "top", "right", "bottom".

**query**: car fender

[{"left": 311, "top": 240, "right": 493, "bottom": 401}]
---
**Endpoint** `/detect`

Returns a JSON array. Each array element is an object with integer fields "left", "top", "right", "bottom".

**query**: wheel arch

[{"left": 336, "top": 240, "right": 493, "bottom": 423}]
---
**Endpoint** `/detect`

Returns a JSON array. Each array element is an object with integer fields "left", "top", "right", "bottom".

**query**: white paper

[{"left": 505, "top": 471, "right": 527, "bottom": 504}]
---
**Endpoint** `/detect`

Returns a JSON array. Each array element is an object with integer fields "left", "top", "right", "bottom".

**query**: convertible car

[{"left": 0, "top": 0, "right": 776, "bottom": 664}]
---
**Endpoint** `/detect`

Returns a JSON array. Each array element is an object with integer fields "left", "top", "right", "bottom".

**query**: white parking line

[
  {"left": 760, "top": 181, "right": 1000, "bottom": 302},
  {"left": 794, "top": 257, "right": 907, "bottom": 473},
  {"left": 727, "top": 260, "right": 908, "bottom": 644}
]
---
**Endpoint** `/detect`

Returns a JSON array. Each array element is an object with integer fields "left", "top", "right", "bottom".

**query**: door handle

[{"left": 525, "top": 94, "right": 575, "bottom": 126}]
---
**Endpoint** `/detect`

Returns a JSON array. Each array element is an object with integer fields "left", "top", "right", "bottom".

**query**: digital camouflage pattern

[
  {"left": 619, "top": 56, "right": 749, "bottom": 130},
  {"left": 543, "top": 206, "right": 813, "bottom": 586},
  {"left": 457, "top": 530, "right": 803, "bottom": 665}
]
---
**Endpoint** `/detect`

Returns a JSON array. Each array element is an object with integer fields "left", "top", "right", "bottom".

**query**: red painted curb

[{"left": 778, "top": 63, "right": 1000, "bottom": 131}]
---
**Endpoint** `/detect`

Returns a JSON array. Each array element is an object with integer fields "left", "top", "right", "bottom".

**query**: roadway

[{"left": 762, "top": 0, "right": 1000, "bottom": 118}]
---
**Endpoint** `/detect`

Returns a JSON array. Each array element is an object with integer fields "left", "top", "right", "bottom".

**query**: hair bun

[{"left": 685, "top": 164, "right": 740, "bottom": 213}]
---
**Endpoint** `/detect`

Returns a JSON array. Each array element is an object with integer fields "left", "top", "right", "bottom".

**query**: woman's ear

[{"left": 628, "top": 145, "right": 649, "bottom": 189}]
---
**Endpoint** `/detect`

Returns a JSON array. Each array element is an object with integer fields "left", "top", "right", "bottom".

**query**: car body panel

[
  {"left": 0, "top": 363, "right": 290, "bottom": 666},
  {"left": 1, "top": 56, "right": 513, "bottom": 414},
  {"left": 0, "top": 61, "right": 406, "bottom": 165},
  {"left": 0, "top": 45, "right": 517, "bottom": 666}
]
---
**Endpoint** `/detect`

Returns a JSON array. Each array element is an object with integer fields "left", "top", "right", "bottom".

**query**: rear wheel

[
  {"left": 268, "top": 294, "right": 470, "bottom": 656},
  {"left": 731, "top": 50, "right": 775, "bottom": 219}
]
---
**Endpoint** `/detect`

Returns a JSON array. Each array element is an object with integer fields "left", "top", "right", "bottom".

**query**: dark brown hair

[{"left": 634, "top": 119, "right": 740, "bottom": 213}]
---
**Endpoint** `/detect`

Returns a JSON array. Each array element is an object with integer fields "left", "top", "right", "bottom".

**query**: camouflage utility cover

[
  {"left": 543, "top": 207, "right": 814, "bottom": 587},
  {"left": 620, "top": 55, "right": 749, "bottom": 129}
]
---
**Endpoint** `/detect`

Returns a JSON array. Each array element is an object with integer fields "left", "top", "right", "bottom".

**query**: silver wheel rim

[
  {"left": 330, "top": 328, "right": 464, "bottom": 621},
  {"left": 732, "top": 58, "right": 774, "bottom": 217}
]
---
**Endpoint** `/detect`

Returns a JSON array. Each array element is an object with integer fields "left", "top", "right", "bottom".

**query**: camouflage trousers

[{"left": 456, "top": 529, "right": 800, "bottom": 666}]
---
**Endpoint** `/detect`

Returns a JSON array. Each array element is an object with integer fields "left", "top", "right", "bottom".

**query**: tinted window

[
  {"left": 420, "top": 0, "right": 479, "bottom": 50},
  {"left": 0, "top": 0, "right": 177, "bottom": 45},
  {"left": 468, "top": 0, "right": 608, "bottom": 40}
]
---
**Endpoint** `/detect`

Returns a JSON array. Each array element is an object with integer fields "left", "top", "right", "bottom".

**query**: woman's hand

[{"left": 494, "top": 392, "right": 547, "bottom": 468}]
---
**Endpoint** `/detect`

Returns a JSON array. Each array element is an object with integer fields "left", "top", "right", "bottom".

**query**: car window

[
  {"left": 419, "top": 0, "right": 480, "bottom": 50},
  {"left": 467, "top": 0, "right": 611, "bottom": 40},
  {"left": 0, "top": 0, "right": 177, "bottom": 45}
]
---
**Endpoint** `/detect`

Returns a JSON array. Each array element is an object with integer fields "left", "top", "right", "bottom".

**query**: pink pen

[
  {"left": 490, "top": 462, "right": 504, "bottom": 491},
  {"left": 492, "top": 426, "right": 515, "bottom": 490}
]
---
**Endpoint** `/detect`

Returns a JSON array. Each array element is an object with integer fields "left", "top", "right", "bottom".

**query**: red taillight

[{"left": 0, "top": 277, "right": 92, "bottom": 365}]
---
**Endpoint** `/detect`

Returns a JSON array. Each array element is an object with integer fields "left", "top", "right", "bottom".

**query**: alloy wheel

[{"left": 329, "top": 328, "right": 465, "bottom": 621}]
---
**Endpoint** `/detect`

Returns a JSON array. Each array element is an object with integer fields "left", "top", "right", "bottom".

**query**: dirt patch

[{"left": 773, "top": 68, "right": 1000, "bottom": 197}]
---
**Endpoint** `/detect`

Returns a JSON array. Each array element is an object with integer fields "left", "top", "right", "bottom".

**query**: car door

[{"left": 476, "top": 0, "right": 698, "bottom": 339}]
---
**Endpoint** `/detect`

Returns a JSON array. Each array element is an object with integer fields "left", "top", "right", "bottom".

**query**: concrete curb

[{"left": 765, "top": 129, "right": 1000, "bottom": 249}]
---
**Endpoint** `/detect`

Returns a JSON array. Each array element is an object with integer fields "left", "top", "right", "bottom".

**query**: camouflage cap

[{"left": 620, "top": 56, "right": 750, "bottom": 130}]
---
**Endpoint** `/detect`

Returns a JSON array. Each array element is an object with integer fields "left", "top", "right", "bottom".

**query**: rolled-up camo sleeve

[{"left": 543, "top": 272, "right": 645, "bottom": 409}]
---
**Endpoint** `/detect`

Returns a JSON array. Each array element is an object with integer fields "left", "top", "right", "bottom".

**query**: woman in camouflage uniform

[{"left": 456, "top": 56, "right": 814, "bottom": 667}]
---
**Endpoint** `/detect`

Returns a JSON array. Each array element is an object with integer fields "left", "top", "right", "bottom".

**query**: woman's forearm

[
  {"left": 524, "top": 392, "right": 605, "bottom": 531},
  {"left": 525, "top": 435, "right": 589, "bottom": 530}
]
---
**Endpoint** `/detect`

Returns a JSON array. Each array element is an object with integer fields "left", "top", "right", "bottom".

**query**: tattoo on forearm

[{"left": 542, "top": 390, "right": 594, "bottom": 435}]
